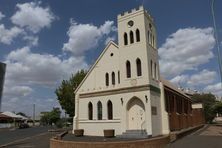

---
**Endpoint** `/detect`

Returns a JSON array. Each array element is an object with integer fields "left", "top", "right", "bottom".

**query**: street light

[{"left": 211, "top": 0, "right": 222, "bottom": 98}]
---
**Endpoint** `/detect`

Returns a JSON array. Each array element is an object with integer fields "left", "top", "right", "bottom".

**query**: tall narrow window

[
  {"left": 130, "top": 31, "right": 134, "bottom": 44},
  {"left": 136, "top": 29, "right": 140, "bottom": 42},
  {"left": 150, "top": 33, "right": 152, "bottom": 45},
  {"left": 151, "top": 60, "right": 153, "bottom": 78},
  {"left": 105, "top": 73, "right": 109, "bottom": 86},
  {"left": 112, "top": 72, "right": 115, "bottom": 85},
  {"left": 154, "top": 63, "right": 157, "bottom": 79},
  {"left": 97, "top": 101, "right": 102, "bottom": 120},
  {"left": 148, "top": 31, "right": 150, "bottom": 44},
  {"left": 153, "top": 35, "right": 155, "bottom": 47},
  {"left": 88, "top": 102, "right": 93, "bottom": 120},
  {"left": 107, "top": 100, "right": 113, "bottom": 120},
  {"left": 118, "top": 71, "right": 120, "bottom": 84},
  {"left": 124, "top": 33, "right": 128, "bottom": 45},
  {"left": 155, "top": 64, "right": 159, "bottom": 80},
  {"left": 126, "top": 60, "right": 131, "bottom": 78},
  {"left": 136, "top": 58, "right": 142, "bottom": 76}
]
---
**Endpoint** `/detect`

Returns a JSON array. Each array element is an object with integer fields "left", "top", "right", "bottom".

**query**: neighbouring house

[
  {"left": 0, "top": 111, "right": 29, "bottom": 128},
  {"left": 73, "top": 6, "right": 205, "bottom": 137}
]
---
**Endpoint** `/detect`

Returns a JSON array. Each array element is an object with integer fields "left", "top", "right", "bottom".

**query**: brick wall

[{"left": 50, "top": 135, "right": 170, "bottom": 148}]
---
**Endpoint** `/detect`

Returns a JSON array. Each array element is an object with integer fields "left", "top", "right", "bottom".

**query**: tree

[
  {"left": 213, "top": 101, "right": 222, "bottom": 115},
  {"left": 55, "top": 70, "right": 87, "bottom": 117},
  {"left": 40, "top": 108, "right": 61, "bottom": 125},
  {"left": 191, "top": 93, "right": 217, "bottom": 123},
  {"left": 16, "top": 112, "right": 28, "bottom": 117}
]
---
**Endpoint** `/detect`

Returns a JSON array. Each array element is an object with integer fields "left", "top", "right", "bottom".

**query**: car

[{"left": 19, "top": 123, "right": 29, "bottom": 129}]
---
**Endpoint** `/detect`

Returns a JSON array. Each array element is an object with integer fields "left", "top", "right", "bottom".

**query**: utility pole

[
  {"left": 211, "top": 0, "right": 222, "bottom": 100},
  {"left": 33, "top": 104, "right": 35, "bottom": 126}
]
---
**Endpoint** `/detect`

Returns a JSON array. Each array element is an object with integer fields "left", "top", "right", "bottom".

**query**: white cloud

[
  {"left": 11, "top": 1, "right": 55, "bottom": 33},
  {"left": 187, "top": 69, "right": 217, "bottom": 86},
  {"left": 0, "top": 11, "right": 5, "bottom": 20},
  {"left": 2, "top": 46, "right": 88, "bottom": 114},
  {"left": 170, "top": 69, "right": 217, "bottom": 88},
  {"left": 63, "top": 20, "right": 116, "bottom": 56},
  {"left": 0, "top": 24, "right": 23, "bottom": 44},
  {"left": 23, "top": 35, "right": 39, "bottom": 47},
  {"left": 5, "top": 47, "right": 88, "bottom": 87},
  {"left": 159, "top": 27, "right": 215, "bottom": 78},
  {"left": 204, "top": 82, "right": 222, "bottom": 96},
  {"left": 170, "top": 75, "right": 188, "bottom": 85},
  {"left": 4, "top": 85, "right": 33, "bottom": 98},
  {"left": 105, "top": 36, "right": 116, "bottom": 45}
]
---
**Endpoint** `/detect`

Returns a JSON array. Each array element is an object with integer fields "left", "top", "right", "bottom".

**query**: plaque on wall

[{"left": 130, "top": 79, "right": 137, "bottom": 86}]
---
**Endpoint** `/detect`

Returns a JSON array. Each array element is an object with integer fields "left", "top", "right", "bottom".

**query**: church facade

[{"left": 73, "top": 6, "right": 204, "bottom": 137}]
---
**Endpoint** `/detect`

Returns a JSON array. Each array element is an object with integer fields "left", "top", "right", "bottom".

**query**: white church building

[{"left": 72, "top": 6, "right": 203, "bottom": 137}]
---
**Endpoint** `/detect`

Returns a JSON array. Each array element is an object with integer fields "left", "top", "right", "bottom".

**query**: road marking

[{"left": 0, "top": 132, "right": 48, "bottom": 148}]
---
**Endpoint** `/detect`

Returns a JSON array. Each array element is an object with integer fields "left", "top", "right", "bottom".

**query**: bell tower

[{"left": 117, "top": 6, "right": 159, "bottom": 88}]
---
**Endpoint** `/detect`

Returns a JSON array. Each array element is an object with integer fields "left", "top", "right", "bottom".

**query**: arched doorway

[{"left": 127, "top": 97, "right": 145, "bottom": 130}]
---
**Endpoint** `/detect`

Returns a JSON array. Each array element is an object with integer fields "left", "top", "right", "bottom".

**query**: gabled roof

[
  {"left": 75, "top": 41, "right": 119, "bottom": 94},
  {"left": 2, "top": 111, "right": 28, "bottom": 120},
  {"left": 0, "top": 113, "right": 12, "bottom": 119}
]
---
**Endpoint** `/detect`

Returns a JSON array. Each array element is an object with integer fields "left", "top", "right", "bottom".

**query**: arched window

[
  {"left": 107, "top": 100, "right": 113, "bottom": 120},
  {"left": 136, "top": 29, "right": 140, "bottom": 42},
  {"left": 148, "top": 31, "right": 150, "bottom": 44},
  {"left": 97, "top": 101, "right": 102, "bottom": 120},
  {"left": 105, "top": 73, "right": 109, "bottom": 86},
  {"left": 126, "top": 60, "right": 131, "bottom": 78},
  {"left": 150, "top": 33, "right": 152, "bottom": 45},
  {"left": 136, "top": 58, "right": 142, "bottom": 76},
  {"left": 112, "top": 72, "right": 115, "bottom": 85},
  {"left": 124, "top": 33, "right": 128, "bottom": 45},
  {"left": 151, "top": 60, "right": 153, "bottom": 78},
  {"left": 130, "top": 31, "right": 134, "bottom": 44},
  {"left": 88, "top": 102, "right": 93, "bottom": 120}
]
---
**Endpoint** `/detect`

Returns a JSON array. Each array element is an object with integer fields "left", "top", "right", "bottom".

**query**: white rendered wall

[
  {"left": 150, "top": 92, "right": 162, "bottom": 136},
  {"left": 159, "top": 82, "right": 170, "bottom": 135},
  {"left": 76, "top": 90, "right": 153, "bottom": 136},
  {"left": 78, "top": 42, "right": 120, "bottom": 94},
  {"left": 192, "top": 103, "right": 203, "bottom": 109}
]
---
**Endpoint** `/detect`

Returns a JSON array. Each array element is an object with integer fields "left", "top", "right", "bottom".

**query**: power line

[{"left": 211, "top": 0, "right": 222, "bottom": 94}]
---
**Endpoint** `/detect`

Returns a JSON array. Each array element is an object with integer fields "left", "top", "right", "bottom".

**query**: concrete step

[
  {"left": 125, "top": 130, "right": 147, "bottom": 134},
  {"left": 117, "top": 130, "right": 149, "bottom": 138}
]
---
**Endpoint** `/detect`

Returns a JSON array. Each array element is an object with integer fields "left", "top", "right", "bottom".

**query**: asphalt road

[
  {"left": 168, "top": 125, "right": 222, "bottom": 148},
  {"left": 1, "top": 125, "right": 222, "bottom": 148},
  {"left": 0, "top": 126, "right": 57, "bottom": 148}
]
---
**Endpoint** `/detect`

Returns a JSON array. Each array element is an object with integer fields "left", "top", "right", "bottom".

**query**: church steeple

[
  {"left": 117, "top": 6, "right": 157, "bottom": 49},
  {"left": 117, "top": 6, "right": 159, "bottom": 88}
]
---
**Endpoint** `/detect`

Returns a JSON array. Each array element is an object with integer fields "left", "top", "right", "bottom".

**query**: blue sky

[{"left": 0, "top": 0, "right": 221, "bottom": 116}]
